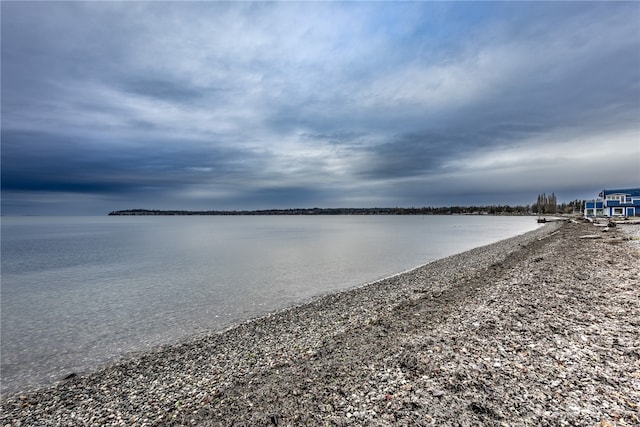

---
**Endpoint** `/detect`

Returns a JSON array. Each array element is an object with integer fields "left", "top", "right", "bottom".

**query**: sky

[{"left": 2, "top": 1, "right": 639, "bottom": 215}]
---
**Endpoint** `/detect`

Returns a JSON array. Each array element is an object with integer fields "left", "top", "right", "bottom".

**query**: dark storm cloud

[
  {"left": 1, "top": 130, "right": 262, "bottom": 196},
  {"left": 356, "top": 133, "right": 459, "bottom": 179},
  {"left": 1, "top": 1, "right": 638, "bottom": 213}
]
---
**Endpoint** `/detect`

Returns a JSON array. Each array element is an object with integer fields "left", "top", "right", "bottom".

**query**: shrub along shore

[{"left": 2, "top": 221, "right": 639, "bottom": 426}]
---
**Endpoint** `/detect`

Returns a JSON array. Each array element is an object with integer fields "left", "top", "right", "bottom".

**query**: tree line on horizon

[
  {"left": 109, "top": 207, "right": 533, "bottom": 216},
  {"left": 109, "top": 203, "right": 581, "bottom": 217},
  {"left": 534, "top": 193, "right": 584, "bottom": 215},
  {"left": 109, "top": 193, "right": 584, "bottom": 216}
]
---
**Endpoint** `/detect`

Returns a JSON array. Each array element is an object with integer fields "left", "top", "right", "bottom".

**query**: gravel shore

[{"left": 2, "top": 220, "right": 639, "bottom": 426}]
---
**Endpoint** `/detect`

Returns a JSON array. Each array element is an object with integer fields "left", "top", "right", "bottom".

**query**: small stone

[{"left": 430, "top": 389, "right": 445, "bottom": 397}]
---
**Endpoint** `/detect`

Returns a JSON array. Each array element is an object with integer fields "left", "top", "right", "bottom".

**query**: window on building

[{"left": 613, "top": 207, "right": 624, "bottom": 215}]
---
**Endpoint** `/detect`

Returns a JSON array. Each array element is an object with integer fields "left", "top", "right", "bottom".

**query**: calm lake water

[{"left": 1, "top": 215, "right": 540, "bottom": 394}]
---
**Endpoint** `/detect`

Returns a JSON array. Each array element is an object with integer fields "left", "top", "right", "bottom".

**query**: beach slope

[{"left": 2, "top": 221, "right": 638, "bottom": 426}]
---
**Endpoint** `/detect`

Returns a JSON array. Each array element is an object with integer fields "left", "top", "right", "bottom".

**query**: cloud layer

[{"left": 2, "top": 2, "right": 639, "bottom": 214}]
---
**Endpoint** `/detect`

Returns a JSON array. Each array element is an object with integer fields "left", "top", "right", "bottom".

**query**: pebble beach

[{"left": 1, "top": 220, "right": 639, "bottom": 426}]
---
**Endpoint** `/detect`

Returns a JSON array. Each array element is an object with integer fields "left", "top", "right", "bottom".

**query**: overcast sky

[{"left": 2, "top": 1, "right": 639, "bottom": 215}]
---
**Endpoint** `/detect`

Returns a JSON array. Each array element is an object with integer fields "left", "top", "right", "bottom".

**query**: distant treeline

[
  {"left": 533, "top": 194, "right": 584, "bottom": 215},
  {"left": 110, "top": 193, "right": 585, "bottom": 216},
  {"left": 108, "top": 206, "right": 538, "bottom": 216}
]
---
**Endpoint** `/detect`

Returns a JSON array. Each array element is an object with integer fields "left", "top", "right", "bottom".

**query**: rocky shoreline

[{"left": 2, "top": 220, "right": 639, "bottom": 426}]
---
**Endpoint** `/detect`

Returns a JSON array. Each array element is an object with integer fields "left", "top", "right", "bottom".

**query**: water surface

[{"left": 1, "top": 215, "right": 539, "bottom": 394}]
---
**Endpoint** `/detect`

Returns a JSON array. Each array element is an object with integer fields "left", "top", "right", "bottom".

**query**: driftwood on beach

[{"left": 1, "top": 221, "right": 639, "bottom": 426}]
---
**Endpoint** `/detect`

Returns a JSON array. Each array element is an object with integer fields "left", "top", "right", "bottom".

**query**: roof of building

[{"left": 599, "top": 188, "right": 640, "bottom": 198}]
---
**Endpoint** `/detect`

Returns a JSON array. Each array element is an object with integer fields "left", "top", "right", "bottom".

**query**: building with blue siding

[{"left": 584, "top": 188, "right": 640, "bottom": 217}]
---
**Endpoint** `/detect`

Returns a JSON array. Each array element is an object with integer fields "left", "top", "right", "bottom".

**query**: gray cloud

[
  {"left": 118, "top": 78, "right": 206, "bottom": 103},
  {"left": 1, "top": 130, "right": 265, "bottom": 196},
  {"left": 1, "top": 1, "right": 638, "bottom": 214}
]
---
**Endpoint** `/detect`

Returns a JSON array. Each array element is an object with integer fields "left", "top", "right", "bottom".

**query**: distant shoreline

[{"left": 108, "top": 207, "right": 537, "bottom": 216}]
